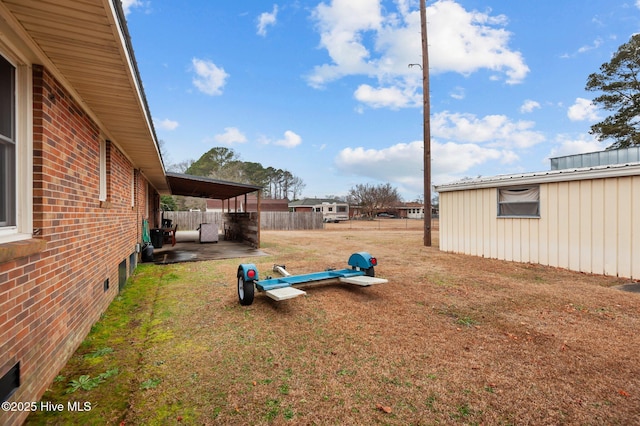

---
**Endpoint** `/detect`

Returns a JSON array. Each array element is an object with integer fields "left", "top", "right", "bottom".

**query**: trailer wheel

[
  {"left": 237, "top": 273, "right": 255, "bottom": 306},
  {"left": 352, "top": 266, "right": 375, "bottom": 277}
]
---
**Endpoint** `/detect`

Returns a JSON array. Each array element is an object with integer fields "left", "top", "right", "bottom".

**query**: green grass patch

[
  {"left": 140, "top": 377, "right": 162, "bottom": 390},
  {"left": 25, "top": 264, "right": 174, "bottom": 425}
]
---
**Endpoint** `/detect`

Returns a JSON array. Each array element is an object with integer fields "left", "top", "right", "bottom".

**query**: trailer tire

[
  {"left": 352, "top": 266, "right": 375, "bottom": 277},
  {"left": 237, "top": 273, "right": 255, "bottom": 306}
]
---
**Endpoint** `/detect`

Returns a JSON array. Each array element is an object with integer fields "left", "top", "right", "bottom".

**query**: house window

[
  {"left": 0, "top": 46, "right": 32, "bottom": 243},
  {"left": 337, "top": 206, "right": 347, "bottom": 213},
  {"left": 0, "top": 55, "right": 15, "bottom": 227},
  {"left": 497, "top": 185, "right": 540, "bottom": 217}
]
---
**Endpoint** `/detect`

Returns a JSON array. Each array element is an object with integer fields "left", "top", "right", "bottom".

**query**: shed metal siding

[{"left": 438, "top": 175, "right": 639, "bottom": 280}]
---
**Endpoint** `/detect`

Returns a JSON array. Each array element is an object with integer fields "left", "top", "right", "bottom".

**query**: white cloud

[
  {"left": 214, "top": 127, "right": 247, "bottom": 145},
  {"left": 449, "top": 86, "right": 465, "bottom": 100},
  {"left": 307, "top": 0, "right": 383, "bottom": 87},
  {"left": 257, "top": 5, "right": 279, "bottom": 37},
  {"left": 335, "top": 142, "right": 424, "bottom": 193},
  {"left": 157, "top": 118, "right": 179, "bottom": 131},
  {"left": 547, "top": 134, "right": 602, "bottom": 160},
  {"left": 427, "top": 0, "right": 528, "bottom": 84},
  {"left": 274, "top": 130, "right": 302, "bottom": 148},
  {"left": 431, "top": 140, "right": 504, "bottom": 177},
  {"left": 121, "top": 0, "right": 143, "bottom": 15},
  {"left": 191, "top": 58, "right": 229, "bottom": 96},
  {"left": 520, "top": 100, "right": 540, "bottom": 113},
  {"left": 308, "top": 0, "right": 528, "bottom": 109},
  {"left": 333, "top": 108, "right": 546, "bottom": 194},
  {"left": 577, "top": 38, "right": 603, "bottom": 54},
  {"left": 567, "top": 97, "right": 600, "bottom": 121},
  {"left": 334, "top": 139, "right": 515, "bottom": 195},
  {"left": 354, "top": 84, "right": 418, "bottom": 109},
  {"left": 431, "top": 111, "right": 545, "bottom": 148}
]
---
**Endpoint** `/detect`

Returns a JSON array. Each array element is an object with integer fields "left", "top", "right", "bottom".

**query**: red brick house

[{"left": 0, "top": 2, "right": 171, "bottom": 424}]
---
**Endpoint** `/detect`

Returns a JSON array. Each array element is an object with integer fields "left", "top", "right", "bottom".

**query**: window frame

[
  {"left": 131, "top": 169, "right": 135, "bottom": 208},
  {"left": 99, "top": 139, "right": 107, "bottom": 201},
  {"left": 0, "top": 43, "right": 33, "bottom": 244},
  {"left": 497, "top": 185, "right": 540, "bottom": 218},
  {"left": 0, "top": 54, "right": 16, "bottom": 228}
]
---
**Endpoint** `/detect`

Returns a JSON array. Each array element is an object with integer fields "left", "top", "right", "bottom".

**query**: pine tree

[{"left": 586, "top": 34, "right": 640, "bottom": 149}]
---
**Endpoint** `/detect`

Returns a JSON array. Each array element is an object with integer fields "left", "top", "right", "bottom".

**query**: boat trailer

[{"left": 236, "top": 252, "right": 387, "bottom": 305}]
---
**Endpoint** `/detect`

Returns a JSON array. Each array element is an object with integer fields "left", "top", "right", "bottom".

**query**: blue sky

[{"left": 122, "top": 0, "right": 640, "bottom": 201}]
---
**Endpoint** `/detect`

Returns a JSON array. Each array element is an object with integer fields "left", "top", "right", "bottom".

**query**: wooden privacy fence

[
  {"left": 260, "top": 212, "right": 324, "bottom": 230},
  {"left": 162, "top": 211, "right": 223, "bottom": 231},
  {"left": 163, "top": 211, "right": 324, "bottom": 231}
]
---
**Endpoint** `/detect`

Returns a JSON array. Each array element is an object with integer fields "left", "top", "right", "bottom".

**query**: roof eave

[
  {"left": 1, "top": 0, "right": 169, "bottom": 193},
  {"left": 434, "top": 163, "right": 640, "bottom": 192}
]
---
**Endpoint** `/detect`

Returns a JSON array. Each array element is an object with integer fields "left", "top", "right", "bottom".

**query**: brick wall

[{"left": 0, "top": 65, "right": 154, "bottom": 426}]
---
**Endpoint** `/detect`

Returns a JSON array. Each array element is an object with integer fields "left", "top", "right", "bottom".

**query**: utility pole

[{"left": 420, "top": 0, "right": 431, "bottom": 246}]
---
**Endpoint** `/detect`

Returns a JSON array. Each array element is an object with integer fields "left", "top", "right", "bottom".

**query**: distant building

[
  {"left": 349, "top": 202, "right": 435, "bottom": 219},
  {"left": 289, "top": 198, "right": 349, "bottom": 222},
  {"left": 396, "top": 202, "right": 426, "bottom": 219}
]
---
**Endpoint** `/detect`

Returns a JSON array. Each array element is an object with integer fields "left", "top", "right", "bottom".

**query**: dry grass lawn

[{"left": 28, "top": 220, "right": 640, "bottom": 425}]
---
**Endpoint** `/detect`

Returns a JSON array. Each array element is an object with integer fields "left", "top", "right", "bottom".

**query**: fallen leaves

[
  {"left": 505, "top": 332, "right": 519, "bottom": 341},
  {"left": 376, "top": 403, "right": 392, "bottom": 413}
]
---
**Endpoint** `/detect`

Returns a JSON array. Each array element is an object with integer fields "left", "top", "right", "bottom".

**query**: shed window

[{"left": 498, "top": 186, "right": 539, "bottom": 217}]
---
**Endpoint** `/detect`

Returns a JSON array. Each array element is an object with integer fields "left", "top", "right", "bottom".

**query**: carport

[
  {"left": 166, "top": 172, "right": 263, "bottom": 205},
  {"left": 153, "top": 173, "right": 265, "bottom": 263}
]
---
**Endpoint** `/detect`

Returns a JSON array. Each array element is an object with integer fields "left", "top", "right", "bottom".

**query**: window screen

[{"left": 498, "top": 186, "right": 540, "bottom": 217}]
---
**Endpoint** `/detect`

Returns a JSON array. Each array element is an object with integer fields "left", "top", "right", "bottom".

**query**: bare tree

[
  {"left": 347, "top": 183, "right": 402, "bottom": 218},
  {"left": 167, "top": 159, "right": 194, "bottom": 173},
  {"left": 290, "top": 176, "right": 306, "bottom": 200}
]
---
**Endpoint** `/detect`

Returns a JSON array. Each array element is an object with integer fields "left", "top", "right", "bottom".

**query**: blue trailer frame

[{"left": 236, "top": 252, "right": 387, "bottom": 305}]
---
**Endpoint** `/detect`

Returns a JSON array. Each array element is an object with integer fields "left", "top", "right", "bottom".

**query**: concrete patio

[{"left": 151, "top": 230, "right": 268, "bottom": 264}]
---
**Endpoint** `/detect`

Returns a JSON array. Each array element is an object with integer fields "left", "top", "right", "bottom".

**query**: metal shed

[{"left": 434, "top": 158, "right": 640, "bottom": 280}]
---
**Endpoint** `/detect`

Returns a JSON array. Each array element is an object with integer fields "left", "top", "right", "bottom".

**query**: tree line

[{"left": 167, "top": 147, "right": 306, "bottom": 200}]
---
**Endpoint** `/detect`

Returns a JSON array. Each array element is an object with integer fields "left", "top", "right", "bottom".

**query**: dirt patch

[{"left": 27, "top": 223, "right": 640, "bottom": 425}]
